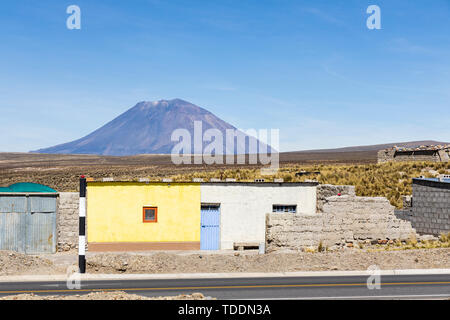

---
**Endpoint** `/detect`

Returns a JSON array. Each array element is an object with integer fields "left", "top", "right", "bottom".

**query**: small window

[
  {"left": 143, "top": 207, "right": 157, "bottom": 223},
  {"left": 273, "top": 205, "right": 297, "bottom": 213}
]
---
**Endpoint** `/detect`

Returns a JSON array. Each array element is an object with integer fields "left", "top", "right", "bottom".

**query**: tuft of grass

[
  {"left": 304, "top": 246, "right": 317, "bottom": 253},
  {"left": 318, "top": 241, "right": 326, "bottom": 252},
  {"left": 406, "top": 234, "right": 418, "bottom": 248},
  {"left": 439, "top": 232, "right": 450, "bottom": 243}
]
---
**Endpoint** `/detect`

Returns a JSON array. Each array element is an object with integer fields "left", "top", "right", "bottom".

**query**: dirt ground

[
  {"left": 1, "top": 248, "right": 448, "bottom": 276},
  {"left": 0, "top": 291, "right": 209, "bottom": 300},
  {"left": 86, "top": 248, "right": 450, "bottom": 274},
  {"left": 0, "top": 250, "right": 67, "bottom": 275}
]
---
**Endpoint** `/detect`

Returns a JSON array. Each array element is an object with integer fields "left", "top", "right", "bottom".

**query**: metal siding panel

[
  {"left": 0, "top": 195, "right": 57, "bottom": 254},
  {"left": 25, "top": 211, "right": 56, "bottom": 254},
  {"left": 0, "top": 211, "right": 26, "bottom": 253},
  {"left": 30, "top": 196, "right": 57, "bottom": 213},
  {"left": 0, "top": 196, "right": 27, "bottom": 213},
  {"left": 0, "top": 196, "right": 27, "bottom": 252},
  {"left": 26, "top": 195, "right": 57, "bottom": 254}
]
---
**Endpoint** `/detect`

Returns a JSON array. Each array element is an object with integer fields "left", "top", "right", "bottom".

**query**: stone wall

[
  {"left": 377, "top": 148, "right": 449, "bottom": 164},
  {"left": 395, "top": 179, "right": 450, "bottom": 236},
  {"left": 266, "top": 194, "right": 416, "bottom": 252},
  {"left": 316, "top": 184, "right": 355, "bottom": 213},
  {"left": 57, "top": 192, "right": 80, "bottom": 251},
  {"left": 438, "top": 149, "right": 450, "bottom": 162},
  {"left": 393, "top": 152, "right": 440, "bottom": 162},
  {"left": 377, "top": 149, "right": 396, "bottom": 164}
]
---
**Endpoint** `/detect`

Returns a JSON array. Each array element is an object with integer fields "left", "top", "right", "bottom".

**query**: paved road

[{"left": 0, "top": 274, "right": 449, "bottom": 299}]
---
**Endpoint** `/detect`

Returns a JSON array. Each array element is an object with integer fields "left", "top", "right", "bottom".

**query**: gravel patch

[
  {"left": 87, "top": 248, "right": 450, "bottom": 274},
  {"left": 0, "top": 291, "right": 209, "bottom": 300},
  {"left": 0, "top": 250, "right": 66, "bottom": 275}
]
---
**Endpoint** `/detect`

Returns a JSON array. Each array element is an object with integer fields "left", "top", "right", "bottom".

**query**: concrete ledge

[
  {"left": 88, "top": 242, "right": 201, "bottom": 252},
  {"left": 1, "top": 269, "right": 449, "bottom": 283}
]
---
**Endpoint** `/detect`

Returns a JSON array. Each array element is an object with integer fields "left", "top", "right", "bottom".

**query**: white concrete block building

[{"left": 201, "top": 182, "right": 318, "bottom": 250}]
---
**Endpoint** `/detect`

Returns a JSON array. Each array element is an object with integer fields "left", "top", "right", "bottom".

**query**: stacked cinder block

[
  {"left": 405, "top": 180, "right": 450, "bottom": 235},
  {"left": 57, "top": 192, "right": 81, "bottom": 251}
]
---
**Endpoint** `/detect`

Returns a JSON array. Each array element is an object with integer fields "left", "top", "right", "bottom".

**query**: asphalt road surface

[{"left": 0, "top": 274, "right": 449, "bottom": 300}]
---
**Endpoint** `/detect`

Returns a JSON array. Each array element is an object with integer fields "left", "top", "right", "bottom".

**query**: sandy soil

[
  {"left": 0, "top": 291, "right": 209, "bottom": 300},
  {"left": 1, "top": 248, "right": 448, "bottom": 276},
  {"left": 0, "top": 250, "right": 67, "bottom": 275}
]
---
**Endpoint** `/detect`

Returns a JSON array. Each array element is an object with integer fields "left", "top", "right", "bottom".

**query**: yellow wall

[{"left": 87, "top": 182, "right": 201, "bottom": 243}]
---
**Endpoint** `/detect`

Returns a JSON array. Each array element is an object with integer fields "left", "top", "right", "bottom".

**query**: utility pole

[{"left": 79, "top": 175, "right": 87, "bottom": 273}]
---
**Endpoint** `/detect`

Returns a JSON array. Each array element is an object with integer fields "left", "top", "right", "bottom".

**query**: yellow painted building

[{"left": 87, "top": 182, "right": 201, "bottom": 251}]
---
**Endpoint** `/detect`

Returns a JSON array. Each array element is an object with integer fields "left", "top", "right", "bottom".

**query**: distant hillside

[
  {"left": 33, "top": 99, "right": 271, "bottom": 156},
  {"left": 287, "top": 141, "right": 449, "bottom": 154}
]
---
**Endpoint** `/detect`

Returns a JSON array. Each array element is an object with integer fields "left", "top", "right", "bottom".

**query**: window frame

[
  {"left": 272, "top": 205, "right": 297, "bottom": 213},
  {"left": 143, "top": 206, "right": 158, "bottom": 223}
]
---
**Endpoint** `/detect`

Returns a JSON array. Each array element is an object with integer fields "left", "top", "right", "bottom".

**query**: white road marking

[
  {"left": 2, "top": 269, "right": 450, "bottom": 283},
  {"left": 245, "top": 294, "right": 450, "bottom": 300},
  {"left": 40, "top": 284, "right": 60, "bottom": 287}
]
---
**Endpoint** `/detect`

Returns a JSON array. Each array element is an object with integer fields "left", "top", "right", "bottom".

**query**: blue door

[{"left": 200, "top": 204, "right": 220, "bottom": 250}]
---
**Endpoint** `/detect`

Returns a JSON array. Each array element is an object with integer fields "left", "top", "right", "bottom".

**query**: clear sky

[{"left": 0, "top": 0, "right": 449, "bottom": 152}]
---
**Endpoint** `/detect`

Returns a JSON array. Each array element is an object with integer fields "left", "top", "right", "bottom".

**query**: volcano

[{"left": 33, "top": 99, "right": 271, "bottom": 156}]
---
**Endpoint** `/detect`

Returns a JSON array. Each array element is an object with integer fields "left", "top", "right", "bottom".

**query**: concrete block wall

[
  {"left": 397, "top": 180, "right": 450, "bottom": 236},
  {"left": 57, "top": 192, "right": 80, "bottom": 251},
  {"left": 266, "top": 194, "right": 416, "bottom": 252}
]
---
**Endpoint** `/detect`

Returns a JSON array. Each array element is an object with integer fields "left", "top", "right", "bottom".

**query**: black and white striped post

[{"left": 79, "top": 175, "right": 87, "bottom": 273}]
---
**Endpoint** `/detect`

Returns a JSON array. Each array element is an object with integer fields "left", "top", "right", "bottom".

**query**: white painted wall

[{"left": 200, "top": 183, "right": 317, "bottom": 250}]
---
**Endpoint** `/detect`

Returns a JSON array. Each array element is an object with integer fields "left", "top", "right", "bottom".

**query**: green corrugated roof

[{"left": 0, "top": 183, "right": 57, "bottom": 193}]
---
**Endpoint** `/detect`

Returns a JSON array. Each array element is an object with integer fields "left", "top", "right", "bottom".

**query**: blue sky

[{"left": 0, "top": 0, "right": 449, "bottom": 152}]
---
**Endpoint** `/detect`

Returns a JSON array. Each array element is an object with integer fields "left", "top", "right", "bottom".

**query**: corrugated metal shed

[{"left": 0, "top": 183, "right": 58, "bottom": 254}]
